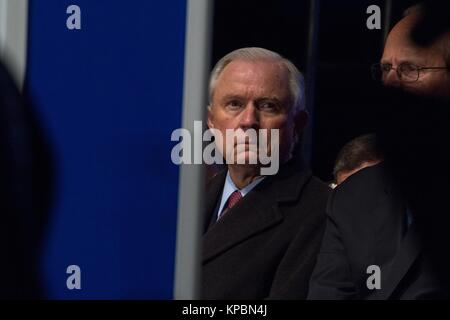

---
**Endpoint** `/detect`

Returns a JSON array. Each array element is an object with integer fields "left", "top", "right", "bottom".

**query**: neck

[
  {"left": 228, "top": 165, "right": 262, "bottom": 189},
  {"left": 227, "top": 152, "right": 295, "bottom": 189}
]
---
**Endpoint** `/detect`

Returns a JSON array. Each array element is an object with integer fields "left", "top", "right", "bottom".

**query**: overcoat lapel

[
  {"left": 202, "top": 161, "right": 312, "bottom": 263},
  {"left": 375, "top": 223, "right": 422, "bottom": 299}
]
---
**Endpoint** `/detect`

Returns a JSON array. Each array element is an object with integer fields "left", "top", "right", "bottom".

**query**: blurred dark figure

[
  {"left": 378, "top": 89, "right": 450, "bottom": 298},
  {"left": 0, "top": 61, "right": 52, "bottom": 299},
  {"left": 376, "top": 2, "right": 450, "bottom": 289},
  {"left": 308, "top": 2, "right": 450, "bottom": 299},
  {"left": 309, "top": 89, "right": 450, "bottom": 299},
  {"left": 332, "top": 133, "right": 383, "bottom": 186}
]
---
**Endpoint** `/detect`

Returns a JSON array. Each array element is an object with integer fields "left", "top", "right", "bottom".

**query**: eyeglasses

[{"left": 371, "top": 62, "right": 449, "bottom": 83}]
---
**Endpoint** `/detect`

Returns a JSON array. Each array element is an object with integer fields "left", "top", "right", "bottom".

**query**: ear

[
  {"left": 207, "top": 105, "right": 214, "bottom": 129},
  {"left": 294, "top": 110, "right": 308, "bottom": 135}
]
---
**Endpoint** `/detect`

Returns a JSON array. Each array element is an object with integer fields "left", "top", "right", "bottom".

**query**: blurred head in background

[{"left": 333, "top": 133, "right": 383, "bottom": 186}]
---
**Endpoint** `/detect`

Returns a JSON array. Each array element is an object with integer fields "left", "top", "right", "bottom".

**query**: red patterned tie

[{"left": 221, "top": 190, "right": 243, "bottom": 218}]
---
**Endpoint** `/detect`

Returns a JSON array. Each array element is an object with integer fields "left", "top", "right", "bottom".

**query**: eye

[
  {"left": 381, "top": 63, "right": 392, "bottom": 72},
  {"left": 399, "top": 63, "right": 419, "bottom": 72},
  {"left": 261, "top": 102, "right": 275, "bottom": 109},
  {"left": 226, "top": 100, "right": 242, "bottom": 109},
  {"left": 258, "top": 101, "right": 279, "bottom": 112}
]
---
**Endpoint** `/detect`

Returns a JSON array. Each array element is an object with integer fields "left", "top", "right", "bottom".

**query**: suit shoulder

[
  {"left": 330, "top": 163, "right": 388, "bottom": 219},
  {"left": 297, "top": 175, "right": 332, "bottom": 219},
  {"left": 336, "top": 163, "right": 387, "bottom": 196},
  {"left": 305, "top": 175, "right": 332, "bottom": 199}
]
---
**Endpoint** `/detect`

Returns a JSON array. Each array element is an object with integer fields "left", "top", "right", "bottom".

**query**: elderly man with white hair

[{"left": 202, "top": 47, "right": 330, "bottom": 299}]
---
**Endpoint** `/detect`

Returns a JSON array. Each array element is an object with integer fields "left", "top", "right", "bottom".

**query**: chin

[{"left": 234, "top": 151, "right": 259, "bottom": 165}]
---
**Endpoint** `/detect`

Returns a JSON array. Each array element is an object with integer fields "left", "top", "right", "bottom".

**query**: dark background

[{"left": 212, "top": 0, "right": 421, "bottom": 181}]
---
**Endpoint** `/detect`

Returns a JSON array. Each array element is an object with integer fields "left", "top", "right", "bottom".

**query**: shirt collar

[{"left": 217, "top": 171, "right": 265, "bottom": 220}]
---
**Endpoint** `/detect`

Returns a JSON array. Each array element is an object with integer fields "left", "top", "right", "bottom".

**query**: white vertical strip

[
  {"left": 0, "top": 0, "right": 28, "bottom": 89},
  {"left": 0, "top": 0, "right": 8, "bottom": 53},
  {"left": 174, "top": 0, "right": 213, "bottom": 300}
]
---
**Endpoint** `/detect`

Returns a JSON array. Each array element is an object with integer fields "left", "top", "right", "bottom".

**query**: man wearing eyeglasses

[
  {"left": 371, "top": 5, "right": 449, "bottom": 100},
  {"left": 308, "top": 3, "right": 450, "bottom": 299}
]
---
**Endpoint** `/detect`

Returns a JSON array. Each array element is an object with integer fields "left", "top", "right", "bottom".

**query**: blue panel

[{"left": 25, "top": 0, "right": 186, "bottom": 299}]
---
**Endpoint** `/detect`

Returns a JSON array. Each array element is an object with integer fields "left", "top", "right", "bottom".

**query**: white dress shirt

[{"left": 216, "top": 171, "right": 265, "bottom": 221}]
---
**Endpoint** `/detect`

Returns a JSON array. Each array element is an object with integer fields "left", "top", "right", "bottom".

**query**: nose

[
  {"left": 239, "top": 103, "right": 259, "bottom": 130},
  {"left": 383, "top": 68, "right": 401, "bottom": 88}
]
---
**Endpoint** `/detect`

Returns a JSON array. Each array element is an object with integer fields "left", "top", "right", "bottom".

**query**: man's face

[
  {"left": 207, "top": 59, "right": 305, "bottom": 167},
  {"left": 381, "top": 15, "right": 450, "bottom": 99}
]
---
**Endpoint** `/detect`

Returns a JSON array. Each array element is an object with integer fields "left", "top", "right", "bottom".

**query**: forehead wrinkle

[
  {"left": 213, "top": 60, "right": 290, "bottom": 103},
  {"left": 382, "top": 42, "right": 443, "bottom": 66}
]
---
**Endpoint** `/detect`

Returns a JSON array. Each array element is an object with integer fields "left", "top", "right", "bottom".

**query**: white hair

[{"left": 208, "top": 47, "right": 306, "bottom": 113}]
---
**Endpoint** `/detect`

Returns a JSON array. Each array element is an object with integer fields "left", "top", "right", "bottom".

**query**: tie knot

[
  {"left": 226, "top": 190, "right": 242, "bottom": 211},
  {"left": 218, "top": 190, "right": 243, "bottom": 221}
]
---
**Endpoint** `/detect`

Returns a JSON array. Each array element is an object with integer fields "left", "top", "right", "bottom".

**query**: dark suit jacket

[
  {"left": 308, "top": 163, "right": 448, "bottom": 299},
  {"left": 202, "top": 160, "right": 330, "bottom": 299}
]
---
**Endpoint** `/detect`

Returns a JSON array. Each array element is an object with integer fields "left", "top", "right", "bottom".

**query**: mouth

[
  {"left": 234, "top": 140, "right": 258, "bottom": 146},
  {"left": 234, "top": 141, "right": 257, "bottom": 147}
]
